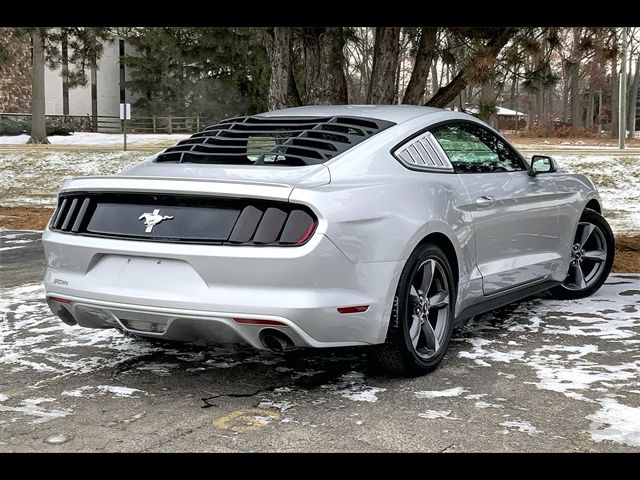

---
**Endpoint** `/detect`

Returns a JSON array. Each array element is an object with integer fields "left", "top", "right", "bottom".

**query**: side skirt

[{"left": 456, "top": 279, "right": 560, "bottom": 324}]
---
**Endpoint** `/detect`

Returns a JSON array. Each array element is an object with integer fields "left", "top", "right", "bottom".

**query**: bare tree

[
  {"left": 366, "top": 27, "right": 400, "bottom": 104},
  {"left": 266, "top": 27, "right": 298, "bottom": 110},
  {"left": 425, "top": 28, "right": 515, "bottom": 108},
  {"left": 302, "top": 28, "right": 347, "bottom": 105},
  {"left": 569, "top": 28, "right": 584, "bottom": 128},
  {"left": 28, "top": 28, "right": 49, "bottom": 144},
  {"left": 402, "top": 27, "right": 438, "bottom": 105},
  {"left": 627, "top": 50, "right": 640, "bottom": 133}
]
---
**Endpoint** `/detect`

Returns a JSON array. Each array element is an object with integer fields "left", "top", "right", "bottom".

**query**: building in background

[
  {"left": 44, "top": 36, "right": 139, "bottom": 126},
  {"left": 465, "top": 105, "right": 528, "bottom": 131},
  {"left": 0, "top": 34, "right": 138, "bottom": 131}
]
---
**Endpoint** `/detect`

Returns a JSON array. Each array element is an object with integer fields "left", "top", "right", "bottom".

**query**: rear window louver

[{"left": 155, "top": 115, "right": 395, "bottom": 166}]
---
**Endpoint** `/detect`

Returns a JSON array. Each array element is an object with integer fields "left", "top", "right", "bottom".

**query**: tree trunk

[
  {"left": 28, "top": 28, "right": 49, "bottom": 144},
  {"left": 546, "top": 83, "right": 553, "bottom": 124},
  {"left": 627, "top": 55, "right": 640, "bottom": 133},
  {"left": 570, "top": 28, "right": 583, "bottom": 128},
  {"left": 266, "top": 27, "right": 297, "bottom": 110},
  {"left": 402, "top": 27, "right": 437, "bottom": 105},
  {"left": 426, "top": 28, "right": 514, "bottom": 108},
  {"left": 526, "top": 95, "right": 534, "bottom": 129},
  {"left": 597, "top": 90, "right": 603, "bottom": 135},
  {"left": 536, "top": 83, "right": 545, "bottom": 124},
  {"left": 611, "top": 57, "right": 619, "bottom": 138},
  {"left": 393, "top": 44, "right": 402, "bottom": 104},
  {"left": 561, "top": 62, "right": 570, "bottom": 123},
  {"left": 61, "top": 32, "right": 69, "bottom": 116},
  {"left": 90, "top": 57, "right": 98, "bottom": 132},
  {"left": 366, "top": 27, "right": 400, "bottom": 104},
  {"left": 586, "top": 91, "right": 594, "bottom": 129},
  {"left": 509, "top": 68, "right": 517, "bottom": 110},
  {"left": 303, "top": 27, "right": 348, "bottom": 105},
  {"left": 479, "top": 81, "right": 497, "bottom": 127},
  {"left": 430, "top": 59, "right": 439, "bottom": 97}
]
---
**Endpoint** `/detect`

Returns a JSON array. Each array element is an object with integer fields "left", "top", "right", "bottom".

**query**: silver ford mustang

[{"left": 42, "top": 105, "right": 615, "bottom": 375}]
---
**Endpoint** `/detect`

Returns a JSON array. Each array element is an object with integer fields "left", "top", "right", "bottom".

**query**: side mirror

[{"left": 530, "top": 155, "right": 557, "bottom": 175}]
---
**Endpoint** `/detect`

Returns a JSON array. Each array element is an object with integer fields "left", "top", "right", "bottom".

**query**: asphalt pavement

[{"left": 1, "top": 229, "right": 639, "bottom": 452}]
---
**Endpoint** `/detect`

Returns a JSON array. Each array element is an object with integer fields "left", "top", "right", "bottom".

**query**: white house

[{"left": 44, "top": 37, "right": 139, "bottom": 121}]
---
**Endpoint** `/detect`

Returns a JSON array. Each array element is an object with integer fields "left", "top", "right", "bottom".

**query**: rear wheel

[
  {"left": 374, "top": 243, "right": 456, "bottom": 376},
  {"left": 547, "top": 208, "right": 614, "bottom": 300}
]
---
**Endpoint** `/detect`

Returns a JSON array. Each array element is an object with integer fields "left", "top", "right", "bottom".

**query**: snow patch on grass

[
  {"left": 0, "top": 132, "right": 189, "bottom": 146},
  {"left": 554, "top": 154, "right": 640, "bottom": 234},
  {"left": 0, "top": 150, "right": 151, "bottom": 206}
]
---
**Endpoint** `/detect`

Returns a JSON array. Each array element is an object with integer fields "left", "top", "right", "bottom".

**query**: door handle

[{"left": 475, "top": 195, "right": 496, "bottom": 207}]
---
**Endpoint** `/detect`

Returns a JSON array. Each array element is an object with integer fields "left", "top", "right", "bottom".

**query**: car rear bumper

[{"left": 42, "top": 229, "right": 402, "bottom": 348}]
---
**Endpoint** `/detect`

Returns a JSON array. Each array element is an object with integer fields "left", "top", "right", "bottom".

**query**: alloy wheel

[
  {"left": 563, "top": 221, "right": 608, "bottom": 291},
  {"left": 407, "top": 258, "right": 451, "bottom": 359}
]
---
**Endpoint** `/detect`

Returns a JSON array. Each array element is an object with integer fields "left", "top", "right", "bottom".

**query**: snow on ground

[
  {"left": 500, "top": 420, "right": 541, "bottom": 435},
  {"left": 414, "top": 387, "right": 467, "bottom": 399},
  {"left": 0, "top": 150, "right": 151, "bottom": 206},
  {"left": 0, "top": 133, "right": 189, "bottom": 146},
  {"left": 453, "top": 274, "right": 640, "bottom": 447},
  {"left": 1, "top": 275, "right": 639, "bottom": 447},
  {"left": 554, "top": 155, "right": 640, "bottom": 234}
]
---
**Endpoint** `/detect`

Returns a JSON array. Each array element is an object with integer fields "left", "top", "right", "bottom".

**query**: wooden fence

[{"left": 0, "top": 112, "right": 212, "bottom": 134}]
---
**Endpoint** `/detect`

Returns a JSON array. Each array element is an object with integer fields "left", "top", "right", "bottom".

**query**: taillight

[
  {"left": 229, "top": 205, "right": 317, "bottom": 246},
  {"left": 50, "top": 193, "right": 317, "bottom": 247}
]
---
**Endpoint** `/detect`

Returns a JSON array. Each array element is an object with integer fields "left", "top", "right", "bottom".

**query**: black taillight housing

[
  {"left": 50, "top": 192, "right": 318, "bottom": 247},
  {"left": 229, "top": 204, "right": 317, "bottom": 246}
]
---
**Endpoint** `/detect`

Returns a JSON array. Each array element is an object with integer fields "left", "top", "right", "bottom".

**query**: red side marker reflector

[
  {"left": 47, "top": 296, "right": 72, "bottom": 304},
  {"left": 337, "top": 305, "right": 369, "bottom": 314},
  {"left": 233, "top": 318, "right": 286, "bottom": 326}
]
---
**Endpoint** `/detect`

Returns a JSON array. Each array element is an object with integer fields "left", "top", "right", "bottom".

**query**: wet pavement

[{"left": 1, "top": 230, "right": 639, "bottom": 452}]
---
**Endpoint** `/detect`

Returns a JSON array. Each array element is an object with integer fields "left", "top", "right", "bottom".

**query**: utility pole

[{"left": 619, "top": 27, "right": 628, "bottom": 150}]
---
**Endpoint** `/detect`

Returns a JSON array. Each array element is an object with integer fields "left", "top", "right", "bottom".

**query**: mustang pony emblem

[{"left": 138, "top": 209, "right": 174, "bottom": 233}]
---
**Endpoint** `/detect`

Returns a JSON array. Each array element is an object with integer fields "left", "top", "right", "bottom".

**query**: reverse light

[{"left": 337, "top": 305, "right": 369, "bottom": 314}]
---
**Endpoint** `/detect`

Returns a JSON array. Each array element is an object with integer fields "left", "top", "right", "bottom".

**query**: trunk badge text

[{"left": 138, "top": 209, "right": 174, "bottom": 233}]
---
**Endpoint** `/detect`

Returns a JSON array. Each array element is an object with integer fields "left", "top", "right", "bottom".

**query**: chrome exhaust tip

[
  {"left": 259, "top": 329, "right": 296, "bottom": 352},
  {"left": 56, "top": 307, "right": 77, "bottom": 326}
]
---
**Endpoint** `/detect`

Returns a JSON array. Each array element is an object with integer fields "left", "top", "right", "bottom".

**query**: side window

[{"left": 431, "top": 123, "right": 526, "bottom": 173}]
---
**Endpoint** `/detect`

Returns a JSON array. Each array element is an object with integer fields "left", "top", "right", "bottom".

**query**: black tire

[
  {"left": 547, "top": 208, "right": 615, "bottom": 300},
  {"left": 373, "top": 243, "right": 456, "bottom": 377}
]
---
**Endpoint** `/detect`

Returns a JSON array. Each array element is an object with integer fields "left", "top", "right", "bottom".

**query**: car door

[{"left": 430, "top": 121, "right": 561, "bottom": 295}]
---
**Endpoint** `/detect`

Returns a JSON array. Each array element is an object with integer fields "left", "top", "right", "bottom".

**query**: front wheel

[
  {"left": 547, "top": 208, "right": 615, "bottom": 300},
  {"left": 373, "top": 243, "right": 456, "bottom": 376}
]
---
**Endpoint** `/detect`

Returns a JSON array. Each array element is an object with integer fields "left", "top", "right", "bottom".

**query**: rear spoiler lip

[{"left": 59, "top": 175, "right": 293, "bottom": 202}]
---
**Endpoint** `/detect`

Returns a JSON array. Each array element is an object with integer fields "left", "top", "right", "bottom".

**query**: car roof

[{"left": 256, "top": 105, "right": 443, "bottom": 124}]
